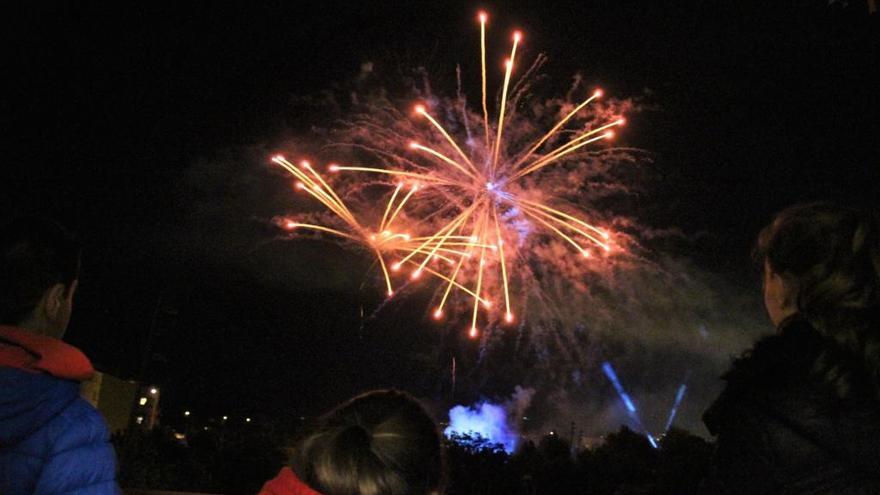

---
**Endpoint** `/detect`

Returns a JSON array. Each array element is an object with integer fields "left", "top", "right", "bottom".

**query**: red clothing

[
  {"left": 0, "top": 325, "right": 94, "bottom": 381},
  {"left": 258, "top": 467, "right": 323, "bottom": 495}
]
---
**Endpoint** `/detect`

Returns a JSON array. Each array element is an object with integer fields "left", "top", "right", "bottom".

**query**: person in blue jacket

[{"left": 0, "top": 217, "right": 120, "bottom": 494}]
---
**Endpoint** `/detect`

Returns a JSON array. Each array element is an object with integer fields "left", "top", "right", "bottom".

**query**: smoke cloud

[{"left": 445, "top": 385, "right": 536, "bottom": 453}]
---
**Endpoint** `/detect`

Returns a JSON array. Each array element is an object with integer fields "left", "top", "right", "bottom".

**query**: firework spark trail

[
  {"left": 491, "top": 30, "right": 522, "bottom": 175},
  {"left": 479, "top": 11, "right": 490, "bottom": 149},
  {"left": 272, "top": 10, "right": 628, "bottom": 337}
]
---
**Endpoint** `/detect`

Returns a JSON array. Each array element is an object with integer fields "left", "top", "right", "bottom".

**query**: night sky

[{"left": 3, "top": 2, "right": 878, "bottom": 435}]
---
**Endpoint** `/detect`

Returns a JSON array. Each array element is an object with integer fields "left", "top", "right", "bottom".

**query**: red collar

[
  {"left": 258, "top": 467, "right": 323, "bottom": 495},
  {"left": 0, "top": 326, "right": 94, "bottom": 381}
]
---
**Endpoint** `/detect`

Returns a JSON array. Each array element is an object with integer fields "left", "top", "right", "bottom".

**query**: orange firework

[{"left": 273, "top": 11, "right": 626, "bottom": 338}]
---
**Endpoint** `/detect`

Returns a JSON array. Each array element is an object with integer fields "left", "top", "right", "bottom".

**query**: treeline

[
  {"left": 115, "top": 425, "right": 713, "bottom": 495},
  {"left": 445, "top": 427, "right": 712, "bottom": 495}
]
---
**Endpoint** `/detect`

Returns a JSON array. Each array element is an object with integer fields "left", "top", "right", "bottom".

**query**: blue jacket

[{"left": 0, "top": 326, "right": 120, "bottom": 495}]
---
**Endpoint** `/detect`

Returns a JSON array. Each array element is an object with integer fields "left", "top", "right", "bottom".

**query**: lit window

[
  {"left": 135, "top": 416, "right": 144, "bottom": 425},
  {"left": 138, "top": 397, "right": 148, "bottom": 406}
]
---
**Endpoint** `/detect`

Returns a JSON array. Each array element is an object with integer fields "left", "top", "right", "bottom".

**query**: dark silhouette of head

[
  {"left": 0, "top": 217, "right": 81, "bottom": 338},
  {"left": 754, "top": 202, "right": 880, "bottom": 398},
  {"left": 290, "top": 389, "right": 445, "bottom": 495}
]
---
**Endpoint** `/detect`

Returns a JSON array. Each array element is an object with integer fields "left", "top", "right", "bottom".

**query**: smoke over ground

[
  {"left": 445, "top": 386, "right": 536, "bottom": 452},
  {"left": 447, "top": 253, "right": 765, "bottom": 439}
]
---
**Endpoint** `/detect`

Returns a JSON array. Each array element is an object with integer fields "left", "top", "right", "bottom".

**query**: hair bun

[
  {"left": 291, "top": 390, "right": 444, "bottom": 495},
  {"left": 338, "top": 423, "right": 372, "bottom": 450}
]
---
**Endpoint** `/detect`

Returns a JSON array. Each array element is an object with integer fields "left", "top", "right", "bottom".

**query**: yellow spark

[
  {"left": 303, "top": 162, "right": 356, "bottom": 224},
  {"left": 331, "top": 166, "right": 455, "bottom": 186},
  {"left": 412, "top": 213, "right": 475, "bottom": 277},
  {"left": 274, "top": 158, "right": 358, "bottom": 227},
  {"left": 491, "top": 31, "right": 521, "bottom": 174},
  {"left": 415, "top": 107, "right": 477, "bottom": 173},
  {"left": 402, "top": 258, "right": 490, "bottom": 306},
  {"left": 379, "top": 183, "right": 404, "bottom": 231},
  {"left": 384, "top": 185, "right": 419, "bottom": 230},
  {"left": 521, "top": 209, "right": 590, "bottom": 257},
  {"left": 493, "top": 206, "right": 512, "bottom": 322},
  {"left": 511, "top": 89, "right": 603, "bottom": 169},
  {"left": 517, "top": 198, "right": 610, "bottom": 244},
  {"left": 376, "top": 250, "right": 394, "bottom": 296},
  {"left": 470, "top": 214, "right": 489, "bottom": 338},
  {"left": 293, "top": 181, "right": 356, "bottom": 229},
  {"left": 274, "top": 157, "right": 321, "bottom": 189},
  {"left": 518, "top": 202, "right": 608, "bottom": 249},
  {"left": 409, "top": 142, "right": 476, "bottom": 179},
  {"left": 539, "top": 119, "right": 623, "bottom": 161},
  {"left": 479, "top": 11, "right": 491, "bottom": 150},
  {"left": 511, "top": 131, "right": 613, "bottom": 180},
  {"left": 436, "top": 253, "right": 468, "bottom": 317},
  {"left": 409, "top": 235, "right": 474, "bottom": 241},
  {"left": 393, "top": 207, "right": 475, "bottom": 269}
]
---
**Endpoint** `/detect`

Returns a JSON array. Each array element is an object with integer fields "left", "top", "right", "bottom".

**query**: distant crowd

[{"left": 3, "top": 202, "right": 880, "bottom": 494}]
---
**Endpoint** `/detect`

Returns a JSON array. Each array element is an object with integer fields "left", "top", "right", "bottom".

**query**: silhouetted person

[
  {"left": 0, "top": 218, "right": 120, "bottom": 494},
  {"left": 702, "top": 203, "right": 880, "bottom": 493},
  {"left": 259, "top": 389, "right": 445, "bottom": 495}
]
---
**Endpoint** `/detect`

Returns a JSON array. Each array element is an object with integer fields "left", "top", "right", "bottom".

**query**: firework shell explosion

[{"left": 271, "top": 11, "right": 637, "bottom": 338}]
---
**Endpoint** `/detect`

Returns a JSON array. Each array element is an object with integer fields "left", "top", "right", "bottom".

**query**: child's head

[
  {"left": 291, "top": 390, "right": 445, "bottom": 495},
  {"left": 0, "top": 217, "right": 81, "bottom": 337}
]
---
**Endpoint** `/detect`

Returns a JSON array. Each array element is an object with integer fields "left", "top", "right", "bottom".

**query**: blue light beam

[
  {"left": 601, "top": 361, "right": 659, "bottom": 449},
  {"left": 663, "top": 384, "right": 688, "bottom": 433}
]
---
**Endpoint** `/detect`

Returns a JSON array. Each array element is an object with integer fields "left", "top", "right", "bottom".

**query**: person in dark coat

[
  {"left": 0, "top": 217, "right": 120, "bottom": 494},
  {"left": 701, "top": 202, "right": 880, "bottom": 494},
  {"left": 259, "top": 389, "right": 445, "bottom": 495}
]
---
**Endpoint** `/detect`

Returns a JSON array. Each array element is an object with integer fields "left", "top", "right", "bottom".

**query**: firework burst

[{"left": 272, "top": 11, "right": 629, "bottom": 338}]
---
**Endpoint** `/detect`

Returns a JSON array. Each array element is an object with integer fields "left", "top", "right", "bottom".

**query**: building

[{"left": 80, "top": 371, "right": 160, "bottom": 433}]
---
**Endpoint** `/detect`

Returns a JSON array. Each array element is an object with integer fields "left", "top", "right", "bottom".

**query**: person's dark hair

[
  {"left": 0, "top": 217, "right": 81, "bottom": 325},
  {"left": 753, "top": 202, "right": 880, "bottom": 399},
  {"left": 290, "top": 389, "right": 445, "bottom": 495}
]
